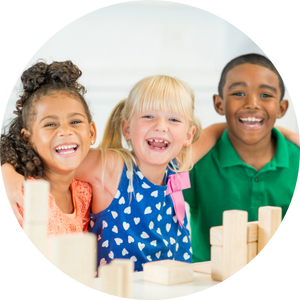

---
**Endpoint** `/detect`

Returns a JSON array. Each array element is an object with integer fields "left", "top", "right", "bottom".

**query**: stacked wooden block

[{"left": 210, "top": 207, "right": 282, "bottom": 281}]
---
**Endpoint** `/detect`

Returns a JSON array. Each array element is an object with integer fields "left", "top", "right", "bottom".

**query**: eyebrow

[
  {"left": 228, "top": 82, "right": 278, "bottom": 94},
  {"left": 39, "top": 113, "right": 86, "bottom": 124}
]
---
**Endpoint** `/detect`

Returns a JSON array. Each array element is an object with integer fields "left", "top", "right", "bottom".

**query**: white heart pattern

[
  {"left": 157, "top": 214, "right": 162, "bottom": 221},
  {"left": 112, "top": 225, "right": 118, "bottom": 233},
  {"left": 157, "top": 228, "right": 162, "bottom": 235},
  {"left": 134, "top": 217, "right": 140, "bottom": 225},
  {"left": 163, "top": 239, "right": 168, "bottom": 246},
  {"left": 111, "top": 211, "right": 118, "bottom": 219},
  {"left": 155, "top": 251, "right": 161, "bottom": 259},
  {"left": 122, "top": 248, "right": 129, "bottom": 256},
  {"left": 119, "top": 197, "right": 125, "bottom": 205},
  {"left": 102, "top": 220, "right": 108, "bottom": 229},
  {"left": 183, "top": 236, "right": 188, "bottom": 243},
  {"left": 130, "top": 256, "right": 137, "bottom": 262},
  {"left": 124, "top": 206, "right": 131, "bottom": 214},
  {"left": 136, "top": 193, "right": 144, "bottom": 202},
  {"left": 114, "top": 190, "right": 120, "bottom": 199},
  {"left": 167, "top": 250, "right": 172, "bottom": 257},
  {"left": 173, "top": 216, "right": 178, "bottom": 223},
  {"left": 155, "top": 203, "right": 161, "bottom": 210},
  {"left": 177, "top": 230, "right": 181, "bottom": 236},
  {"left": 108, "top": 251, "right": 114, "bottom": 259},
  {"left": 183, "top": 252, "right": 190, "bottom": 260},
  {"left": 170, "top": 237, "right": 176, "bottom": 245},
  {"left": 147, "top": 255, "right": 152, "bottom": 261},
  {"left": 150, "top": 240, "right": 157, "bottom": 247},
  {"left": 149, "top": 221, "right": 154, "bottom": 230},
  {"left": 142, "top": 182, "right": 150, "bottom": 189},
  {"left": 176, "top": 243, "right": 179, "bottom": 251},
  {"left": 151, "top": 190, "right": 158, "bottom": 197},
  {"left": 144, "top": 207, "right": 152, "bottom": 214},
  {"left": 166, "top": 207, "right": 172, "bottom": 215},
  {"left": 126, "top": 170, "right": 133, "bottom": 179},
  {"left": 141, "top": 232, "right": 149, "bottom": 239},
  {"left": 100, "top": 258, "right": 107, "bottom": 266},
  {"left": 115, "top": 238, "right": 123, "bottom": 245},
  {"left": 128, "top": 236, "right": 134, "bottom": 243},
  {"left": 123, "top": 222, "right": 130, "bottom": 230},
  {"left": 138, "top": 242, "right": 145, "bottom": 251},
  {"left": 102, "top": 240, "right": 109, "bottom": 247},
  {"left": 166, "top": 223, "right": 171, "bottom": 232},
  {"left": 136, "top": 171, "right": 144, "bottom": 180}
]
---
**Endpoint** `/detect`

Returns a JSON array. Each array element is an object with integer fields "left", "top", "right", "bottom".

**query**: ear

[
  {"left": 89, "top": 121, "right": 97, "bottom": 145},
  {"left": 121, "top": 118, "right": 131, "bottom": 141},
  {"left": 184, "top": 125, "right": 196, "bottom": 147},
  {"left": 213, "top": 94, "right": 225, "bottom": 116},
  {"left": 21, "top": 128, "right": 31, "bottom": 142},
  {"left": 276, "top": 99, "right": 288, "bottom": 119}
]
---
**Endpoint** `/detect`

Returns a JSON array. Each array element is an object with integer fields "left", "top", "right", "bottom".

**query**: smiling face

[
  {"left": 214, "top": 63, "right": 288, "bottom": 148},
  {"left": 22, "top": 92, "right": 96, "bottom": 177},
  {"left": 122, "top": 110, "right": 195, "bottom": 173}
]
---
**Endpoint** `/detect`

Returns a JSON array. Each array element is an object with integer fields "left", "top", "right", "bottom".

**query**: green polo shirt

[{"left": 183, "top": 128, "right": 299, "bottom": 263}]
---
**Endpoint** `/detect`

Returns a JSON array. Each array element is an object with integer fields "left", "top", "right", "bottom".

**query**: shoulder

[{"left": 72, "top": 179, "right": 92, "bottom": 200}]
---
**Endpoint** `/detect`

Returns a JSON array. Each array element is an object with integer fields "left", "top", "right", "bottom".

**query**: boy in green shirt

[{"left": 184, "top": 53, "right": 300, "bottom": 263}]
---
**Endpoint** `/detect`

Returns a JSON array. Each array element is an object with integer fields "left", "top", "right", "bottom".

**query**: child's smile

[
  {"left": 214, "top": 63, "right": 288, "bottom": 147},
  {"left": 24, "top": 93, "right": 96, "bottom": 177}
]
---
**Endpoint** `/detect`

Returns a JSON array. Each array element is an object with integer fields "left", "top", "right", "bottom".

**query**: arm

[
  {"left": 192, "top": 123, "right": 227, "bottom": 164},
  {"left": 1, "top": 163, "right": 25, "bottom": 223},
  {"left": 276, "top": 126, "right": 300, "bottom": 147}
]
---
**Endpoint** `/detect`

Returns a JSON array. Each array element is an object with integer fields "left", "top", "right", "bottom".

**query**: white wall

[{"left": 2, "top": 1, "right": 298, "bottom": 145}]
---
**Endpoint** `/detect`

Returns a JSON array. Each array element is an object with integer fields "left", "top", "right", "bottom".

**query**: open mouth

[
  {"left": 146, "top": 139, "right": 170, "bottom": 150},
  {"left": 54, "top": 144, "right": 79, "bottom": 155},
  {"left": 238, "top": 117, "right": 265, "bottom": 128}
]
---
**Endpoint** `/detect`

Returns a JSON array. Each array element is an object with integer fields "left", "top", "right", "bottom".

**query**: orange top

[{"left": 19, "top": 179, "right": 92, "bottom": 235}]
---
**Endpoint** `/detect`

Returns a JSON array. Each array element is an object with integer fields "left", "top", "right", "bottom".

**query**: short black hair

[{"left": 218, "top": 53, "right": 285, "bottom": 101}]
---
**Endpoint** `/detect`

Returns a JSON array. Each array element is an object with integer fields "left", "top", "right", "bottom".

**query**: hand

[{"left": 1, "top": 164, "right": 25, "bottom": 224}]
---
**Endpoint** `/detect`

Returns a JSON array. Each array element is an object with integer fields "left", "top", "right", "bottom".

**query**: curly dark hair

[{"left": 0, "top": 60, "right": 92, "bottom": 178}]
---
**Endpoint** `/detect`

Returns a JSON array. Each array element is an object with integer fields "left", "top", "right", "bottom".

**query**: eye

[
  {"left": 70, "top": 120, "right": 82, "bottom": 124},
  {"left": 261, "top": 93, "right": 272, "bottom": 98},
  {"left": 169, "top": 118, "right": 180, "bottom": 122},
  {"left": 232, "top": 92, "right": 245, "bottom": 96},
  {"left": 142, "top": 115, "right": 153, "bottom": 119},
  {"left": 45, "top": 123, "right": 56, "bottom": 127}
]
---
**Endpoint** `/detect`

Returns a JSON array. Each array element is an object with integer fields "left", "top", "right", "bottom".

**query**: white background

[{"left": 1, "top": 1, "right": 298, "bottom": 142}]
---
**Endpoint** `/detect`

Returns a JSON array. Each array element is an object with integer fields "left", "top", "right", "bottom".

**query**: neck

[
  {"left": 137, "top": 162, "right": 167, "bottom": 186},
  {"left": 228, "top": 131, "right": 276, "bottom": 171},
  {"left": 43, "top": 169, "right": 75, "bottom": 213}
]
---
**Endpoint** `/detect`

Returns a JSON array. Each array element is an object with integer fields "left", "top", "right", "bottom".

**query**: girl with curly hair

[{"left": 1, "top": 60, "right": 96, "bottom": 235}]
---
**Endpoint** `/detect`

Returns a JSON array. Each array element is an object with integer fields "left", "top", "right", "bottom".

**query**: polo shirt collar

[{"left": 219, "top": 128, "right": 289, "bottom": 169}]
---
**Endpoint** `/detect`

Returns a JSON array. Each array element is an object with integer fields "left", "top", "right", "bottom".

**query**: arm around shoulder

[
  {"left": 192, "top": 123, "right": 227, "bottom": 164},
  {"left": 276, "top": 126, "right": 300, "bottom": 148}
]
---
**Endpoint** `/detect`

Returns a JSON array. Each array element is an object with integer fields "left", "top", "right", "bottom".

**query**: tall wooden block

[
  {"left": 247, "top": 242, "right": 258, "bottom": 263},
  {"left": 23, "top": 180, "right": 49, "bottom": 257},
  {"left": 211, "top": 246, "right": 222, "bottom": 281},
  {"left": 222, "top": 210, "right": 248, "bottom": 281},
  {"left": 49, "top": 233, "right": 97, "bottom": 288},
  {"left": 247, "top": 221, "right": 258, "bottom": 243},
  {"left": 258, "top": 206, "right": 282, "bottom": 253},
  {"left": 143, "top": 259, "right": 193, "bottom": 285},
  {"left": 99, "top": 259, "right": 134, "bottom": 298}
]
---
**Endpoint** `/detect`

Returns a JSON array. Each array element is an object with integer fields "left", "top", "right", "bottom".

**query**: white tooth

[
  {"left": 251, "top": 117, "right": 255, "bottom": 122},
  {"left": 159, "top": 140, "right": 163, "bottom": 142},
  {"left": 155, "top": 140, "right": 158, "bottom": 142},
  {"left": 164, "top": 141, "right": 168, "bottom": 144},
  {"left": 162, "top": 147, "right": 165, "bottom": 149}
]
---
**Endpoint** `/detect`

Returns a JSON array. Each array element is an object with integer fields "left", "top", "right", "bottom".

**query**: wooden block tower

[
  {"left": 23, "top": 180, "right": 49, "bottom": 257},
  {"left": 210, "top": 206, "right": 282, "bottom": 281}
]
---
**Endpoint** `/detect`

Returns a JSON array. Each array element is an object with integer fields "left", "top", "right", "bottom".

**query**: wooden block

[
  {"left": 49, "top": 232, "right": 97, "bottom": 288},
  {"left": 222, "top": 210, "right": 248, "bottom": 281},
  {"left": 247, "top": 242, "right": 258, "bottom": 263},
  {"left": 210, "top": 221, "right": 258, "bottom": 246},
  {"left": 211, "top": 246, "right": 222, "bottom": 281},
  {"left": 193, "top": 261, "right": 211, "bottom": 274},
  {"left": 99, "top": 259, "right": 134, "bottom": 298},
  {"left": 143, "top": 259, "right": 193, "bottom": 285},
  {"left": 258, "top": 206, "right": 282, "bottom": 253},
  {"left": 23, "top": 180, "right": 49, "bottom": 257}
]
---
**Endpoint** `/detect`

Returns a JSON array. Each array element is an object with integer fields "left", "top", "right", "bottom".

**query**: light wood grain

[
  {"left": 211, "top": 246, "right": 222, "bottom": 281},
  {"left": 247, "top": 242, "right": 258, "bottom": 263},
  {"left": 193, "top": 261, "right": 211, "bottom": 274}
]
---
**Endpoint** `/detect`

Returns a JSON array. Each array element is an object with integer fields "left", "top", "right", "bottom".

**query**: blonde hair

[{"left": 98, "top": 75, "right": 202, "bottom": 187}]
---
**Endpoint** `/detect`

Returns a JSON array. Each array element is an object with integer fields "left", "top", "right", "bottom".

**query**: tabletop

[{"left": 93, "top": 272, "right": 221, "bottom": 300}]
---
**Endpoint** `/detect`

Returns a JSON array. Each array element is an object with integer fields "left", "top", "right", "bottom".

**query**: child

[
  {"left": 1, "top": 60, "right": 97, "bottom": 235},
  {"left": 183, "top": 53, "right": 300, "bottom": 263}
]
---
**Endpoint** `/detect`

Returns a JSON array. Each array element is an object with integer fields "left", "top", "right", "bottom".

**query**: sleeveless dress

[{"left": 88, "top": 163, "right": 192, "bottom": 272}]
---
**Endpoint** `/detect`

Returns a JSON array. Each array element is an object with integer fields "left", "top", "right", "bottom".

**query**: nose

[
  {"left": 57, "top": 123, "right": 73, "bottom": 137},
  {"left": 244, "top": 94, "right": 259, "bottom": 110},
  {"left": 154, "top": 117, "right": 168, "bottom": 132}
]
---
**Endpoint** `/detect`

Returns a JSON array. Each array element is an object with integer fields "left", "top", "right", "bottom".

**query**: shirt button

[{"left": 255, "top": 177, "right": 258, "bottom": 182}]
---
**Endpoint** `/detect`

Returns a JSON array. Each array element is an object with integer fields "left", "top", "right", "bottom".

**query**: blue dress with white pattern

[{"left": 88, "top": 163, "right": 192, "bottom": 272}]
